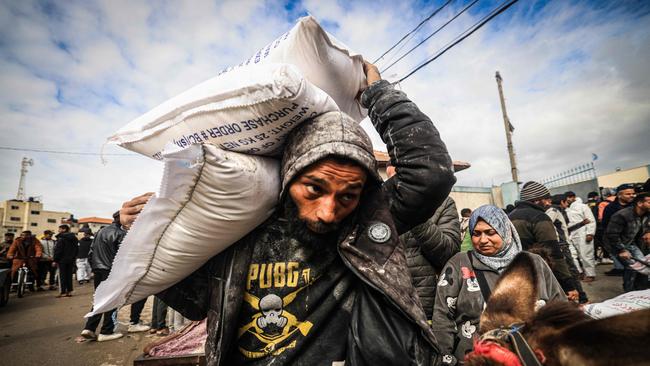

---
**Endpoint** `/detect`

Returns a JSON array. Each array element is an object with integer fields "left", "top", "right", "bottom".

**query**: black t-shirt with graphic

[{"left": 227, "top": 219, "right": 356, "bottom": 365}]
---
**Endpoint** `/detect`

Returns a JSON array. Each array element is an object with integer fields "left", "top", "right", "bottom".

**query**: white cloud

[{"left": 0, "top": 0, "right": 649, "bottom": 218}]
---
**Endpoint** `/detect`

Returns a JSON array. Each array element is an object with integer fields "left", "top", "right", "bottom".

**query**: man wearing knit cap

[
  {"left": 509, "top": 181, "right": 578, "bottom": 301},
  {"left": 120, "top": 62, "right": 456, "bottom": 366}
]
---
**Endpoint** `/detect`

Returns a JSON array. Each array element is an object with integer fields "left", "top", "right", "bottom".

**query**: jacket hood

[{"left": 280, "top": 111, "right": 381, "bottom": 197}]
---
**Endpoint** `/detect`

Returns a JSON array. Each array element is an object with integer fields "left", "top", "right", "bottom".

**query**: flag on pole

[{"left": 592, "top": 153, "right": 598, "bottom": 161}]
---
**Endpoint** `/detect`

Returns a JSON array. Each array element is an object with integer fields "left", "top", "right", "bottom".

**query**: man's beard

[{"left": 281, "top": 197, "right": 354, "bottom": 247}]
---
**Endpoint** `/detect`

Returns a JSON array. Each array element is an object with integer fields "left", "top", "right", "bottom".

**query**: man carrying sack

[{"left": 121, "top": 62, "right": 456, "bottom": 366}]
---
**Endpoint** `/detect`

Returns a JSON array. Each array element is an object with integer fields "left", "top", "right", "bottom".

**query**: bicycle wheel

[{"left": 17, "top": 270, "right": 25, "bottom": 298}]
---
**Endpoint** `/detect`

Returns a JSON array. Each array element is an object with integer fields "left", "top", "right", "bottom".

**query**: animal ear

[{"left": 479, "top": 253, "right": 539, "bottom": 333}]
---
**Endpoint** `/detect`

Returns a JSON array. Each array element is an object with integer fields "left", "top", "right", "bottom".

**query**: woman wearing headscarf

[{"left": 431, "top": 205, "right": 566, "bottom": 365}]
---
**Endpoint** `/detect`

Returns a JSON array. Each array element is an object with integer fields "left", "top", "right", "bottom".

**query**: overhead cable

[
  {"left": 396, "top": 0, "right": 519, "bottom": 83},
  {"left": 0, "top": 146, "right": 136, "bottom": 156},
  {"left": 381, "top": 0, "right": 480, "bottom": 74},
  {"left": 372, "top": 0, "right": 454, "bottom": 64}
]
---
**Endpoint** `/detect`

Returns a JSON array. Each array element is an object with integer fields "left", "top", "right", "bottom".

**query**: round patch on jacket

[{"left": 368, "top": 222, "right": 391, "bottom": 243}]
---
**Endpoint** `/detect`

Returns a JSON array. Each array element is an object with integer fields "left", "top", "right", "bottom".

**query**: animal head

[{"left": 466, "top": 252, "right": 650, "bottom": 366}]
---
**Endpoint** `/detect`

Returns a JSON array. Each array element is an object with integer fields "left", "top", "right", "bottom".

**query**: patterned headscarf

[{"left": 469, "top": 205, "right": 522, "bottom": 272}]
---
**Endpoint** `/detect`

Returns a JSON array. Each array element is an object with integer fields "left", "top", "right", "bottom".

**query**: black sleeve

[
  {"left": 411, "top": 198, "right": 461, "bottom": 272},
  {"left": 531, "top": 217, "right": 575, "bottom": 292},
  {"left": 567, "top": 221, "right": 587, "bottom": 234},
  {"left": 53, "top": 239, "right": 63, "bottom": 262},
  {"left": 361, "top": 80, "right": 456, "bottom": 234},
  {"left": 157, "top": 261, "right": 211, "bottom": 321},
  {"left": 72, "top": 236, "right": 79, "bottom": 258},
  {"left": 604, "top": 213, "right": 626, "bottom": 254}
]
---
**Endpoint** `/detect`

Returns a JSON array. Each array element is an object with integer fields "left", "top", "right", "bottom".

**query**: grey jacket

[
  {"left": 401, "top": 196, "right": 461, "bottom": 319},
  {"left": 40, "top": 238, "right": 56, "bottom": 259},
  {"left": 431, "top": 251, "right": 566, "bottom": 365},
  {"left": 159, "top": 80, "right": 456, "bottom": 366}
]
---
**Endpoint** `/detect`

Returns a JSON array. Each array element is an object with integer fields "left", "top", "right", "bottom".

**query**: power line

[
  {"left": 396, "top": 0, "right": 519, "bottom": 83},
  {"left": 372, "top": 0, "right": 454, "bottom": 64},
  {"left": 0, "top": 146, "right": 136, "bottom": 156},
  {"left": 381, "top": 0, "right": 480, "bottom": 74}
]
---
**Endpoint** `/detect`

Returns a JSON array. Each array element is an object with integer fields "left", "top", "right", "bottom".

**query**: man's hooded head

[{"left": 280, "top": 111, "right": 381, "bottom": 234}]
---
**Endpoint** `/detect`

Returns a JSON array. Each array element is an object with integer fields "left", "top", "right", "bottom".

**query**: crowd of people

[
  {"left": 0, "top": 221, "right": 190, "bottom": 343},
  {"left": 1, "top": 61, "right": 648, "bottom": 365}
]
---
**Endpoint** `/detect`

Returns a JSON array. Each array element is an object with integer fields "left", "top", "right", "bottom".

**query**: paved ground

[
  {"left": 0, "top": 280, "right": 157, "bottom": 366},
  {"left": 0, "top": 264, "right": 625, "bottom": 366}
]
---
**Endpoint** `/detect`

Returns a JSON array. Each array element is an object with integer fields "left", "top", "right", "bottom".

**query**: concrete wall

[
  {"left": 450, "top": 186, "right": 495, "bottom": 213},
  {"left": 500, "top": 181, "right": 519, "bottom": 207},
  {"left": 549, "top": 179, "right": 600, "bottom": 201},
  {"left": 597, "top": 165, "right": 649, "bottom": 188}
]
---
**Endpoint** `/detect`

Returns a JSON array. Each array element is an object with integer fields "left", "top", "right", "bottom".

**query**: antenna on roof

[{"left": 16, "top": 157, "right": 34, "bottom": 201}]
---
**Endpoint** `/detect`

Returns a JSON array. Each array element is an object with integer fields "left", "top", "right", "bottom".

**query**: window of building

[
  {"left": 10, "top": 217, "right": 20, "bottom": 222},
  {"left": 47, "top": 218, "right": 57, "bottom": 223},
  {"left": 30, "top": 223, "right": 38, "bottom": 227},
  {"left": 11, "top": 205, "right": 19, "bottom": 210},
  {"left": 31, "top": 210, "right": 40, "bottom": 215}
]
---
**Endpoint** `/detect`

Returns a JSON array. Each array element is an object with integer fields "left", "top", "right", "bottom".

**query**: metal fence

[{"left": 540, "top": 162, "right": 597, "bottom": 188}]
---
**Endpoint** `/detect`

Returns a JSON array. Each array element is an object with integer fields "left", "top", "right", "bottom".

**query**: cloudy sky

[{"left": 0, "top": 0, "right": 648, "bottom": 218}]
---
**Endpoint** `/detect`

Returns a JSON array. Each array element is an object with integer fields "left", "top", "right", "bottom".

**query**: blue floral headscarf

[{"left": 469, "top": 205, "right": 522, "bottom": 272}]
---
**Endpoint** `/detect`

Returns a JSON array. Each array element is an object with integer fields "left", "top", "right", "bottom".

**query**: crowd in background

[{"left": 0, "top": 216, "right": 190, "bottom": 343}]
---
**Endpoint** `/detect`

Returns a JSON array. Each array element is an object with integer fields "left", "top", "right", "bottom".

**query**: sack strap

[{"left": 467, "top": 251, "right": 492, "bottom": 302}]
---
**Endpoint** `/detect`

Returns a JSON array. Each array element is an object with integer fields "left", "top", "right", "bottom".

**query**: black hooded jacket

[
  {"left": 54, "top": 231, "right": 79, "bottom": 264},
  {"left": 89, "top": 220, "right": 126, "bottom": 271}
]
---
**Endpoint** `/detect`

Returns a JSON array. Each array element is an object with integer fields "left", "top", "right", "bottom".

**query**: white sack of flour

[
  {"left": 107, "top": 16, "right": 366, "bottom": 160},
  {"left": 220, "top": 15, "right": 367, "bottom": 122},
  {"left": 107, "top": 63, "right": 338, "bottom": 160},
  {"left": 583, "top": 289, "right": 650, "bottom": 319},
  {"left": 88, "top": 144, "right": 280, "bottom": 316}
]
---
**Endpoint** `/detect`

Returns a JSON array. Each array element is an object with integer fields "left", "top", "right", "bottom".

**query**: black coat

[
  {"left": 604, "top": 206, "right": 650, "bottom": 254},
  {"left": 509, "top": 201, "right": 575, "bottom": 292},
  {"left": 77, "top": 237, "right": 92, "bottom": 259},
  {"left": 54, "top": 232, "right": 79, "bottom": 264},
  {"left": 401, "top": 196, "right": 461, "bottom": 319},
  {"left": 159, "top": 80, "right": 456, "bottom": 366},
  {"left": 89, "top": 221, "right": 125, "bottom": 271}
]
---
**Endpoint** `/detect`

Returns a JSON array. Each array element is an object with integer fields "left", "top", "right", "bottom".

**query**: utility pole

[
  {"left": 16, "top": 157, "right": 34, "bottom": 201},
  {"left": 495, "top": 71, "right": 519, "bottom": 183}
]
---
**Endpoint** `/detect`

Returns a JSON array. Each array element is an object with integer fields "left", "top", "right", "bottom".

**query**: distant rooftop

[
  {"left": 78, "top": 217, "right": 112, "bottom": 225},
  {"left": 373, "top": 150, "right": 471, "bottom": 173}
]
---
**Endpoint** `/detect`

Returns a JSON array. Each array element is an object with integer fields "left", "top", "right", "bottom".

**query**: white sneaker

[
  {"left": 97, "top": 333, "right": 123, "bottom": 342},
  {"left": 600, "top": 258, "right": 614, "bottom": 264},
  {"left": 80, "top": 329, "right": 96, "bottom": 340},
  {"left": 128, "top": 323, "right": 151, "bottom": 333}
]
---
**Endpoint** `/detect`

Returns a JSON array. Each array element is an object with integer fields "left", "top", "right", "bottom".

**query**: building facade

[
  {"left": 0, "top": 199, "right": 73, "bottom": 237},
  {"left": 597, "top": 164, "right": 650, "bottom": 189}
]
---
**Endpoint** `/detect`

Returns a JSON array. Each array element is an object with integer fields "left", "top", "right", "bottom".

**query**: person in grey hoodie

[
  {"left": 431, "top": 205, "right": 565, "bottom": 365},
  {"left": 39, "top": 230, "right": 58, "bottom": 290}
]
